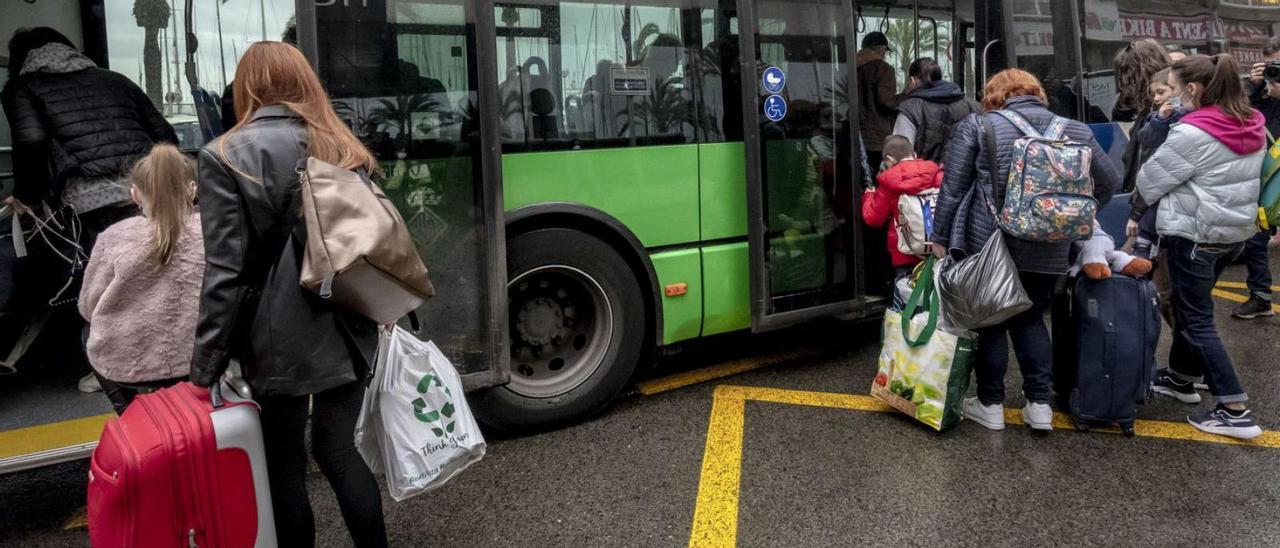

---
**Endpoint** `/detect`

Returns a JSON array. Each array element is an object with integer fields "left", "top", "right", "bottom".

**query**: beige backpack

[{"left": 297, "top": 157, "right": 433, "bottom": 324}]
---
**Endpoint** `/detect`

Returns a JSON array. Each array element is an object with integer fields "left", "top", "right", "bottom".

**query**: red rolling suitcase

[{"left": 87, "top": 382, "right": 277, "bottom": 547}]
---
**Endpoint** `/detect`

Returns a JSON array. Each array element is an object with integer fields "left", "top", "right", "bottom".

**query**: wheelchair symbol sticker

[
  {"left": 762, "top": 66, "right": 785, "bottom": 94},
  {"left": 764, "top": 95, "right": 787, "bottom": 122}
]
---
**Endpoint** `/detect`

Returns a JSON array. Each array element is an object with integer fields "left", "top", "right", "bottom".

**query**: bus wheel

[{"left": 475, "top": 228, "right": 646, "bottom": 433}]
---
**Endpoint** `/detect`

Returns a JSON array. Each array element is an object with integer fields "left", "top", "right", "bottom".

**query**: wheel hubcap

[{"left": 507, "top": 265, "right": 613, "bottom": 398}]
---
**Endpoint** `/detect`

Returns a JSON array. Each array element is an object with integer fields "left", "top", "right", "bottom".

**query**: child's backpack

[
  {"left": 1258, "top": 129, "right": 1280, "bottom": 230},
  {"left": 895, "top": 188, "right": 940, "bottom": 255},
  {"left": 989, "top": 110, "right": 1097, "bottom": 242}
]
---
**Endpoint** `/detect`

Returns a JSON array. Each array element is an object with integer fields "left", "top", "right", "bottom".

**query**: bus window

[
  {"left": 494, "top": 0, "right": 706, "bottom": 151},
  {"left": 315, "top": 0, "right": 501, "bottom": 375},
  {"left": 1006, "top": 0, "right": 1085, "bottom": 121},
  {"left": 854, "top": 0, "right": 916, "bottom": 88},
  {"left": 102, "top": 0, "right": 296, "bottom": 149},
  {"left": 917, "top": 0, "right": 975, "bottom": 97},
  {"left": 697, "top": 3, "right": 743, "bottom": 143}
]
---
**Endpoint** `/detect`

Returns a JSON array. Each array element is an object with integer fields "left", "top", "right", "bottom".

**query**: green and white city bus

[{"left": 4, "top": 0, "right": 1278, "bottom": 471}]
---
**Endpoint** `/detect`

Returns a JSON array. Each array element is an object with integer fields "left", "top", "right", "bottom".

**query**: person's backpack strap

[
  {"left": 992, "top": 109, "right": 1042, "bottom": 138},
  {"left": 979, "top": 113, "right": 1003, "bottom": 215},
  {"left": 1042, "top": 115, "right": 1069, "bottom": 141}
]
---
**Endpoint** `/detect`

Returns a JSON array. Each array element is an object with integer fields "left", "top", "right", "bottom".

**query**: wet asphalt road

[{"left": 2, "top": 258, "right": 1278, "bottom": 547}]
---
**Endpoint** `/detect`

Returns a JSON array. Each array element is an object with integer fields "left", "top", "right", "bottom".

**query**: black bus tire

[{"left": 474, "top": 227, "right": 647, "bottom": 433}]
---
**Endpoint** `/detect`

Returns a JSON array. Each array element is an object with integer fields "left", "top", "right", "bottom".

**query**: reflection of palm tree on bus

[
  {"left": 133, "top": 0, "right": 170, "bottom": 105},
  {"left": 370, "top": 94, "right": 441, "bottom": 151}
]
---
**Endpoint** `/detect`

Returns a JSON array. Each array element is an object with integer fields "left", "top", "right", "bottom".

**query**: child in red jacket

[{"left": 861, "top": 135, "right": 943, "bottom": 301}]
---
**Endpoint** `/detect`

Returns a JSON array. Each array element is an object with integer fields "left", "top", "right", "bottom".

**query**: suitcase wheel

[
  {"left": 1073, "top": 417, "right": 1090, "bottom": 432},
  {"left": 1121, "top": 422, "right": 1136, "bottom": 437}
]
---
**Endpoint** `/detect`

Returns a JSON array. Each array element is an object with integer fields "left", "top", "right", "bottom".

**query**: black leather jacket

[
  {"left": 931, "top": 96, "right": 1119, "bottom": 275},
  {"left": 190, "top": 106, "right": 377, "bottom": 396}
]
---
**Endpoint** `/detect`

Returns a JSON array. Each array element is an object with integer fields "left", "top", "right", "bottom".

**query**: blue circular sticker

[
  {"left": 763, "top": 94, "right": 787, "bottom": 122},
  {"left": 762, "top": 66, "right": 786, "bottom": 94}
]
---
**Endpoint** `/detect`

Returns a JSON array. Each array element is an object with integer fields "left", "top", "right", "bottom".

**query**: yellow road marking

[
  {"left": 1214, "top": 281, "right": 1280, "bottom": 292},
  {"left": 1212, "top": 288, "right": 1280, "bottom": 313},
  {"left": 689, "top": 385, "right": 1280, "bottom": 547},
  {"left": 689, "top": 387, "right": 745, "bottom": 548},
  {"left": 638, "top": 351, "right": 819, "bottom": 396},
  {"left": 0, "top": 413, "right": 113, "bottom": 459}
]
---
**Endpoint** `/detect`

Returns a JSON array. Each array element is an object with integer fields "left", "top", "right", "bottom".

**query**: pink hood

[{"left": 1179, "top": 106, "right": 1266, "bottom": 155}]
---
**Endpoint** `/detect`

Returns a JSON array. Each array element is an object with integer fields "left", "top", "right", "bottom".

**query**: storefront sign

[
  {"left": 1223, "top": 21, "right": 1272, "bottom": 43},
  {"left": 1083, "top": 0, "right": 1123, "bottom": 42},
  {"left": 1229, "top": 47, "right": 1267, "bottom": 65},
  {"left": 1120, "top": 13, "right": 1218, "bottom": 43}
]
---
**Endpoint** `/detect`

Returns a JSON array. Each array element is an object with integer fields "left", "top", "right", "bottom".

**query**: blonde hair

[
  {"left": 130, "top": 144, "right": 196, "bottom": 265},
  {"left": 222, "top": 42, "right": 378, "bottom": 174}
]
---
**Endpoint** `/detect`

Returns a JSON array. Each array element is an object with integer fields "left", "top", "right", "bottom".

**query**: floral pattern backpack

[{"left": 990, "top": 110, "right": 1096, "bottom": 242}]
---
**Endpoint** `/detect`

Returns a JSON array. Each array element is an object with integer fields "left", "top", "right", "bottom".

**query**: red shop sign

[{"left": 1222, "top": 21, "right": 1272, "bottom": 43}]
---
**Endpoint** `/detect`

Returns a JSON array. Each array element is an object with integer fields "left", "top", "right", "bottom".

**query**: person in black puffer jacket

[
  {"left": 3, "top": 27, "right": 176, "bottom": 392},
  {"left": 2, "top": 27, "right": 177, "bottom": 248},
  {"left": 893, "top": 57, "right": 980, "bottom": 163},
  {"left": 930, "top": 69, "right": 1119, "bottom": 433}
]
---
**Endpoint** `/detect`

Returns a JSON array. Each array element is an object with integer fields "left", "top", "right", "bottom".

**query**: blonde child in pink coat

[{"left": 79, "top": 144, "right": 204, "bottom": 414}]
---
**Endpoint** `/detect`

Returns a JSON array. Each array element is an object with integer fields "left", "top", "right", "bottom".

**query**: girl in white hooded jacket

[{"left": 1137, "top": 53, "right": 1264, "bottom": 440}]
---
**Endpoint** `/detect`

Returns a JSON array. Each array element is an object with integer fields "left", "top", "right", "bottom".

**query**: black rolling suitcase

[{"left": 1052, "top": 275, "right": 1161, "bottom": 435}]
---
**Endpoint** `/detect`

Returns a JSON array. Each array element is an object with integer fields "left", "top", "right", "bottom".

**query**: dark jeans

[
  {"left": 975, "top": 272, "right": 1058, "bottom": 406},
  {"left": 95, "top": 373, "right": 184, "bottom": 415},
  {"left": 258, "top": 381, "right": 388, "bottom": 548},
  {"left": 1164, "top": 236, "right": 1249, "bottom": 404},
  {"left": 1243, "top": 229, "right": 1274, "bottom": 299}
]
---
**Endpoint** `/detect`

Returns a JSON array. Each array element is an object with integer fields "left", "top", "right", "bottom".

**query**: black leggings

[{"left": 258, "top": 381, "right": 387, "bottom": 548}]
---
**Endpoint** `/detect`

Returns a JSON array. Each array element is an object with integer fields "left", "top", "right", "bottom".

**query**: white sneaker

[
  {"left": 78, "top": 373, "right": 102, "bottom": 393},
  {"left": 1022, "top": 402, "right": 1054, "bottom": 431},
  {"left": 963, "top": 397, "right": 1005, "bottom": 430}
]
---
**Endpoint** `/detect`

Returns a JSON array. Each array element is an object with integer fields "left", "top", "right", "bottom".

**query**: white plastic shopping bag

[{"left": 356, "top": 326, "right": 486, "bottom": 501}]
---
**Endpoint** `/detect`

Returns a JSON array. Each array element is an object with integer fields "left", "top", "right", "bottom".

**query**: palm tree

[
  {"left": 370, "top": 94, "right": 441, "bottom": 150},
  {"left": 133, "top": 0, "right": 170, "bottom": 106}
]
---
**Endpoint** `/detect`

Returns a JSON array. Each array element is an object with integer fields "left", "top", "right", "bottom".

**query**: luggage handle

[{"left": 210, "top": 381, "right": 226, "bottom": 409}]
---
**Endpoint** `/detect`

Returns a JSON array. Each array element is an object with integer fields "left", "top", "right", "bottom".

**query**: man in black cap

[{"left": 857, "top": 31, "right": 897, "bottom": 174}]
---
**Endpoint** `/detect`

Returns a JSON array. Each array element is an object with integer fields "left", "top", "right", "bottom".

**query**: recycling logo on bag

[{"left": 411, "top": 372, "right": 456, "bottom": 437}]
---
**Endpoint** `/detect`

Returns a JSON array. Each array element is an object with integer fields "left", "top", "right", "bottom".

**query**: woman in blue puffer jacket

[{"left": 929, "top": 69, "right": 1120, "bottom": 433}]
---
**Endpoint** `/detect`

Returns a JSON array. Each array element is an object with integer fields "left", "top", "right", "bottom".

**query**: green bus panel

[
  {"left": 650, "top": 248, "right": 703, "bottom": 344},
  {"left": 701, "top": 242, "right": 751, "bottom": 337},
  {"left": 698, "top": 142, "right": 748, "bottom": 241},
  {"left": 502, "top": 145, "right": 701, "bottom": 248}
]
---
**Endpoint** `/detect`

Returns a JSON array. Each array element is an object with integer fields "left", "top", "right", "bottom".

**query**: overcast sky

[{"left": 104, "top": 0, "right": 294, "bottom": 96}]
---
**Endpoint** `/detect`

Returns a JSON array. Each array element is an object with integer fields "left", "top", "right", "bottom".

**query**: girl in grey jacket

[{"left": 1137, "top": 53, "right": 1265, "bottom": 440}]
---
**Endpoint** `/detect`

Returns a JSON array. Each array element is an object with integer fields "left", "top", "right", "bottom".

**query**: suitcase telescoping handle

[{"left": 209, "top": 381, "right": 226, "bottom": 409}]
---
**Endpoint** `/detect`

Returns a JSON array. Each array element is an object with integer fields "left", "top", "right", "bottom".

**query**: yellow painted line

[
  {"left": 1212, "top": 288, "right": 1280, "bottom": 313},
  {"left": 689, "top": 386, "right": 745, "bottom": 548},
  {"left": 637, "top": 350, "right": 819, "bottom": 396},
  {"left": 1215, "top": 281, "right": 1280, "bottom": 292},
  {"left": 689, "top": 385, "right": 1280, "bottom": 546},
  {"left": 0, "top": 413, "right": 113, "bottom": 459}
]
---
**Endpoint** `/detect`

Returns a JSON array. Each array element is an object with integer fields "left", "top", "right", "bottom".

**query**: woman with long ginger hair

[
  {"left": 929, "top": 69, "right": 1120, "bottom": 433},
  {"left": 189, "top": 42, "right": 388, "bottom": 547}
]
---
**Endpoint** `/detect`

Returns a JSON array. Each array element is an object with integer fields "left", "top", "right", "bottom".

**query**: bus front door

[{"left": 736, "top": 0, "right": 871, "bottom": 332}]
